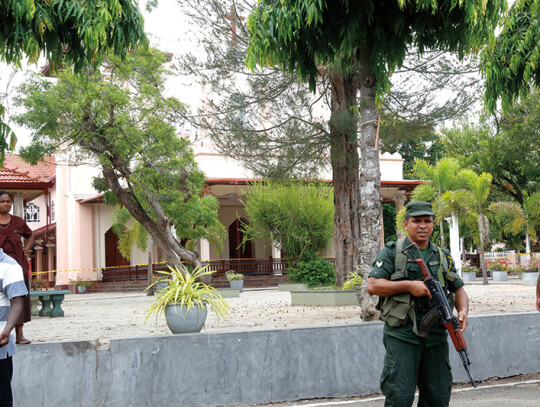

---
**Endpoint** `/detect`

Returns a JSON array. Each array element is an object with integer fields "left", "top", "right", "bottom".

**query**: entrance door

[
  {"left": 105, "top": 228, "right": 130, "bottom": 267},
  {"left": 228, "top": 218, "right": 253, "bottom": 259}
]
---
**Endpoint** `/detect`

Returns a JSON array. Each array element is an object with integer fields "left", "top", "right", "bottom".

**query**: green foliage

[
  {"left": 286, "top": 251, "right": 336, "bottom": 287},
  {"left": 380, "top": 117, "right": 444, "bottom": 179},
  {"left": 240, "top": 181, "right": 334, "bottom": 262},
  {"left": 247, "top": 0, "right": 506, "bottom": 96},
  {"left": 341, "top": 272, "right": 362, "bottom": 290},
  {"left": 69, "top": 277, "right": 94, "bottom": 287},
  {"left": 0, "top": 105, "right": 16, "bottom": 165},
  {"left": 13, "top": 46, "right": 225, "bottom": 267},
  {"left": 443, "top": 97, "right": 540, "bottom": 206},
  {"left": 0, "top": 0, "right": 147, "bottom": 71},
  {"left": 111, "top": 205, "right": 148, "bottom": 259},
  {"left": 482, "top": 0, "right": 540, "bottom": 111},
  {"left": 145, "top": 265, "right": 229, "bottom": 322},
  {"left": 524, "top": 191, "right": 540, "bottom": 240},
  {"left": 383, "top": 203, "right": 397, "bottom": 243},
  {"left": 225, "top": 270, "right": 244, "bottom": 281}
]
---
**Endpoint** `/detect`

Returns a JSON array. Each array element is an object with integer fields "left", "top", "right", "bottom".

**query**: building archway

[
  {"left": 228, "top": 218, "right": 253, "bottom": 259},
  {"left": 105, "top": 228, "right": 130, "bottom": 268}
]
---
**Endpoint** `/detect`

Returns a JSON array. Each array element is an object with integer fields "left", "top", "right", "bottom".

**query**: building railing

[{"left": 102, "top": 258, "right": 296, "bottom": 282}]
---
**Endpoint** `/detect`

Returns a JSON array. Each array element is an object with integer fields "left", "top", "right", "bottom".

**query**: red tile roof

[{"left": 0, "top": 155, "right": 55, "bottom": 185}]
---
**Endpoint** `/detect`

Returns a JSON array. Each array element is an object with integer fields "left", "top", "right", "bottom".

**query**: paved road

[{"left": 243, "top": 374, "right": 540, "bottom": 407}]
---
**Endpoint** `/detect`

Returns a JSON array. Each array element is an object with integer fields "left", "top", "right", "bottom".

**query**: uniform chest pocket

[{"left": 380, "top": 293, "right": 414, "bottom": 327}]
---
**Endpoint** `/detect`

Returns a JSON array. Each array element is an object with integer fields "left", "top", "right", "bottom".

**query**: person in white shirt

[{"left": 0, "top": 248, "right": 28, "bottom": 407}]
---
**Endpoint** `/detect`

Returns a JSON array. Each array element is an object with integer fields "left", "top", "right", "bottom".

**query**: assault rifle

[{"left": 402, "top": 242, "right": 479, "bottom": 388}]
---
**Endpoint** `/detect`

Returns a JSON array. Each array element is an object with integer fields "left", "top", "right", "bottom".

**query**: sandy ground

[{"left": 23, "top": 281, "right": 538, "bottom": 345}]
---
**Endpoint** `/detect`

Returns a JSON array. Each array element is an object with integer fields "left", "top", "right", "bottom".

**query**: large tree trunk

[
  {"left": 329, "top": 70, "right": 361, "bottom": 286},
  {"left": 358, "top": 46, "right": 383, "bottom": 321}
]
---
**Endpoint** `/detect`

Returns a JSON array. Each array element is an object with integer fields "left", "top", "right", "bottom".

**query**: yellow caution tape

[{"left": 31, "top": 261, "right": 168, "bottom": 276}]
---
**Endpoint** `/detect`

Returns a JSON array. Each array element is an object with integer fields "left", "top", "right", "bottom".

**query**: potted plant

[
  {"left": 521, "top": 258, "right": 540, "bottom": 286},
  {"left": 342, "top": 271, "right": 363, "bottom": 305},
  {"left": 225, "top": 270, "right": 244, "bottom": 292},
  {"left": 151, "top": 274, "right": 171, "bottom": 293},
  {"left": 486, "top": 259, "right": 508, "bottom": 281},
  {"left": 31, "top": 278, "right": 49, "bottom": 291},
  {"left": 69, "top": 277, "right": 95, "bottom": 294},
  {"left": 460, "top": 260, "right": 478, "bottom": 282},
  {"left": 146, "top": 265, "right": 229, "bottom": 334}
]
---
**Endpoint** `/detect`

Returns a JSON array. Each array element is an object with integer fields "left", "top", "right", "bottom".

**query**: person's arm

[
  {"left": 23, "top": 231, "right": 35, "bottom": 255},
  {"left": 0, "top": 296, "right": 24, "bottom": 347},
  {"left": 536, "top": 274, "right": 540, "bottom": 312},
  {"left": 368, "top": 276, "right": 432, "bottom": 299},
  {"left": 454, "top": 286, "right": 469, "bottom": 332}
]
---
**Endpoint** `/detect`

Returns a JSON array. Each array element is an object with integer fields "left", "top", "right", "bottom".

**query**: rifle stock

[{"left": 403, "top": 243, "right": 479, "bottom": 388}]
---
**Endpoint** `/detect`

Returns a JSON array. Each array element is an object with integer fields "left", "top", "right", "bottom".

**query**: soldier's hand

[
  {"left": 458, "top": 310, "right": 468, "bottom": 333},
  {"left": 409, "top": 281, "right": 432, "bottom": 299}
]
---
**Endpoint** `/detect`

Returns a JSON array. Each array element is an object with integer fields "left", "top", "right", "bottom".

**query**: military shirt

[{"left": 369, "top": 237, "right": 464, "bottom": 347}]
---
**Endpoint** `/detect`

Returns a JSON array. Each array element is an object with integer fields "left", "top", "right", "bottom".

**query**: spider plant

[
  {"left": 145, "top": 265, "right": 229, "bottom": 323},
  {"left": 341, "top": 272, "right": 362, "bottom": 290}
]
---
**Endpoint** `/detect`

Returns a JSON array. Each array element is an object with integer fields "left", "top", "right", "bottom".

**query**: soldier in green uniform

[{"left": 368, "top": 201, "right": 469, "bottom": 407}]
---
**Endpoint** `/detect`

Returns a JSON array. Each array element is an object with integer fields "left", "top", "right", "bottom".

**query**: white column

[
  {"left": 13, "top": 192, "right": 24, "bottom": 218},
  {"left": 393, "top": 191, "right": 406, "bottom": 239},
  {"left": 446, "top": 215, "right": 462, "bottom": 275},
  {"left": 46, "top": 243, "right": 56, "bottom": 283},
  {"left": 199, "top": 239, "right": 210, "bottom": 261},
  {"left": 272, "top": 243, "right": 281, "bottom": 275}
]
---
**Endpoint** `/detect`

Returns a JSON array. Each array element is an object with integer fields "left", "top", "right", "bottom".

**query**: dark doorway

[
  {"left": 228, "top": 218, "right": 253, "bottom": 259},
  {"left": 105, "top": 228, "right": 130, "bottom": 268}
]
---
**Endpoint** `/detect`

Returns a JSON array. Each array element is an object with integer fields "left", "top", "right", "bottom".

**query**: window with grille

[{"left": 25, "top": 203, "right": 40, "bottom": 223}]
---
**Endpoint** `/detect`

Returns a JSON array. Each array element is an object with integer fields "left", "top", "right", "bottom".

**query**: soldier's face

[{"left": 403, "top": 215, "right": 434, "bottom": 248}]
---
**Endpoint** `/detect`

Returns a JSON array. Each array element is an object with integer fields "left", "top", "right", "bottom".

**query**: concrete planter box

[
  {"left": 290, "top": 290, "right": 358, "bottom": 306},
  {"left": 278, "top": 283, "right": 309, "bottom": 292},
  {"left": 492, "top": 271, "right": 508, "bottom": 281},
  {"left": 229, "top": 280, "right": 244, "bottom": 292},
  {"left": 216, "top": 288, "right": 240, "bottom": 298},
  {"left": 462, "top": 271, "right": 477, "bottom": 282},
  {"left": 522, "top": 272, "right": 539, "bottom": 286}
]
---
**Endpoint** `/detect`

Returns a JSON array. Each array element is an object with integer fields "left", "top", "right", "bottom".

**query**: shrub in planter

[
  {"left": 150, "top": 275, "right": 171, "bottom": 293},
  {"left": 225, "top": 270, "right": 244, "bottom": 292},
  {"left": 31, "top": 278, "right": 49, "bottom": 291},
  {"left": 341, "top": 272, "right": 362, "bottom": 290},
  {"left": 286, "top": 251, "right": 335, "bottom": 287},
  {"left": 225, "top": 270, "right": 244, "bottom": 281},
  {"left": 69, "top": 277, "right": 94, "bottom": 293},
  {"left": 146, "top": 265, "right": 229, "bottom": 334},
  {"left": 342, "top": 271, "right": 363, "bottom": 305}
]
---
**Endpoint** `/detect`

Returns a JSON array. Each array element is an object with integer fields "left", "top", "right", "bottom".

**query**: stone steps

[{"left": 88, "top": 274, "right": 290, "bottom": 293}]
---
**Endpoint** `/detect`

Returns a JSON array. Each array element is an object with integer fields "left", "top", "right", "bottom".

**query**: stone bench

[{"left": 30, "top": 290, "right": 71, "bottom": 317}]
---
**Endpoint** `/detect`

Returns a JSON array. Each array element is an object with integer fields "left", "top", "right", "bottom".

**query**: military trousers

[{"left": 380, "top": 332, "right": 452, "bottom": 407}]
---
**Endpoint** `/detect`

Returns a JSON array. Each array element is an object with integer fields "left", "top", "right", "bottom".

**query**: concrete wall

[{"left": 13, "top": 313, "right": 540, "bottom": 407}]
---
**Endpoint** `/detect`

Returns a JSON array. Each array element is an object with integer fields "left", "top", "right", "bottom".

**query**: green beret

[{"left": 405, "top": 201, "right": 435, "bottom": 217}]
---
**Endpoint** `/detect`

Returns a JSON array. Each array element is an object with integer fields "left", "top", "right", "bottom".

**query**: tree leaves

[
  {"left": 247, "top": 0, "right": 505, "bottom": 97},
  {"left": 0, "top": 0, "right": 147, "bottom": 70},
  {"left": 482, "top": 0, "right": 539, "bottom": 111}
]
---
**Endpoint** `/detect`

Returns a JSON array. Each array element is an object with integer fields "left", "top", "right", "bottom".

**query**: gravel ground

[{"left": 23, "top": 281, "right": 538, "bottom": 345}]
